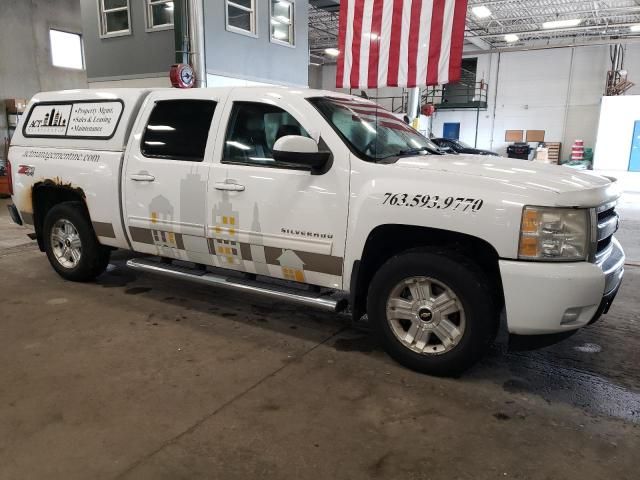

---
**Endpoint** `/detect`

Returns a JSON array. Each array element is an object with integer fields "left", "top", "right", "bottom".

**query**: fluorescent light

[
  {"left": 542, "top": 19, "right": 581, "bottom": 29},
  {"left": 631, "top": 25, "right": 640, "bottom": 32},
  {"left": 325, "top": 48, "right": 340, "bottom": 57},
  {"left": 504, "top": 34, "right": 519, "bottom": 43},
  {"left": 472, "top": 6, "right": 492, "bottom": 19}
]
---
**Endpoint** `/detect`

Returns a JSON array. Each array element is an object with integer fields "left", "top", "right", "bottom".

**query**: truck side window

[
  {"left": 223, "top": 101, "right": 310, "bottom": 168},
  {"left": 141, "top": 100, "right": 216, "bottom": 162}
]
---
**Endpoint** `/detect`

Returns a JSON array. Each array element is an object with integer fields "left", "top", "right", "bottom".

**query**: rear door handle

[
  {"left": 214, "top": 182, "right": 245, "bottom": 192},
  {"left": 130, "top": 173, "right": 156, "bottom": 182}
]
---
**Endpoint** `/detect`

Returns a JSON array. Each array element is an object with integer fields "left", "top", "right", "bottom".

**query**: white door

[
  {"left": 123, "top": 90, "right": 226, "bottom": 264},
  {"left": 207, "top": 91, "right": 351, "bottom": 289}
]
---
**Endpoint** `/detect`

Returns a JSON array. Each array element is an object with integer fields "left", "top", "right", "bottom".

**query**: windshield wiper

[
  {"left": 397, "top": 147, "right": 428, "bottom": 156},
  {"left": 397, "top": 146, "right": 440, "bottom": 156}
]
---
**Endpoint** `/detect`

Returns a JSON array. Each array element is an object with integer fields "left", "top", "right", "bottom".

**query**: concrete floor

[{"left": 1, "top": 179, "right": 639, "bottom": 479}]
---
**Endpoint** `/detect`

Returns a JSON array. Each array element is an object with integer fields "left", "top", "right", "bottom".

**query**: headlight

[{"left": 519, "top": 207, "right": 589, "bottom": 261}]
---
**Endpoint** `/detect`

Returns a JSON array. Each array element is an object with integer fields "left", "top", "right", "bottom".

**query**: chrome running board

[{"left": 126, "top": 258, "right": 346, "bottom": 313}]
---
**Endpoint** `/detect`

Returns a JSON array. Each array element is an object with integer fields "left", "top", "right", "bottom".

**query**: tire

[
  {"left": 367, "top": 248, "right": 497, "bottom": 377},
  {"left": 43, "top": 202, "right": 111, "bottom": 282}
]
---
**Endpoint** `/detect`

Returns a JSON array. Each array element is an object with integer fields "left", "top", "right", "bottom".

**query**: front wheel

[
  {"left": 367, "top": 249, "right": 497, "bottom": 377},
  {"left": 43, "top": 202, "right": 111, "bottom": 282}
]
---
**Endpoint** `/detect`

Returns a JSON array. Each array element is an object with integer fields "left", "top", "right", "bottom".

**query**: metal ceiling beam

[
  {"left": 463, "top": 35, "right": 640, "bottom": 56},
  {"left": 472, "top": 22, "right": 640, "bottom": 38}
]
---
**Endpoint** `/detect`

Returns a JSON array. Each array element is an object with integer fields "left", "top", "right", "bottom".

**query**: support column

[{"left": 406, "top": 87, "right": 421, "bottom": 129}]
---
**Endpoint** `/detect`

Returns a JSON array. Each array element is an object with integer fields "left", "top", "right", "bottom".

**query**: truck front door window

[
  {"left": 141, "top": 100, "right": 216, "bottom": 162},
  {"left": 223, "top": 102, "right": 310, "bottom": 169}
]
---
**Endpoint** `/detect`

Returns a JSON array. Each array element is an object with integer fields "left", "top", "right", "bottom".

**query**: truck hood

[{"left": 395, "top": 154, "right": 613, "bottom": 195}]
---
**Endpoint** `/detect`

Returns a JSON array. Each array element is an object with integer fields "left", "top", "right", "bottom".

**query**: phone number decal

[{"left": 382, "top": 193, "right": 484, "bottom": 212}]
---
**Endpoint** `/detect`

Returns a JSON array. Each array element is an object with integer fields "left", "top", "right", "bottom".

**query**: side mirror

[{"left": 272, "top": 135, "right": 331, "bottom": 171}]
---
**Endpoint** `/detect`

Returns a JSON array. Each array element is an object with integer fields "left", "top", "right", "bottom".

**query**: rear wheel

[
  {"left": 367, "top": 249, "right": 497, "bottom": 376},
  {"left": 43, "top": 202, "right": 111, "bottom": 282}
]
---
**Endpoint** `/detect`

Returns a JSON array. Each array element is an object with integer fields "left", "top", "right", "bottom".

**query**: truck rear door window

[{"left": 141, "top": 100, "right": 216, "bottom": 162}]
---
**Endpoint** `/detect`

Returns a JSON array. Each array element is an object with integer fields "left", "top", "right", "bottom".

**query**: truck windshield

[{"left": 308, "top": 97, "right": 441, "bottom": 162}]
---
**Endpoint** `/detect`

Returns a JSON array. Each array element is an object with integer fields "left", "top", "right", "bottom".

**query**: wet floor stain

[
  {"left": 125, "top": 287, "right": 152, "bottom": 295},
  {"left": 493, "top": 412, "right": 511, "bottom": 421},
  {"left": 503, "top": 353, "right": 640, "bottom": 423},
  {"left": 333, "top": 335, "right": 377, "bottom": 353},
  {"left": 97, "top": 268, "right": 138, "bottom": 288}
]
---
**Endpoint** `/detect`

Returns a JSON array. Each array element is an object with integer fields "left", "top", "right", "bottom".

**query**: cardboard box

[{"left": 4, "top": 98, "right": 27, "bottom": 114}]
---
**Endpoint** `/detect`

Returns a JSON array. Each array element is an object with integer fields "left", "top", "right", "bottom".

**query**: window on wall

[
  {"left": 49, "top": 29, "right": 84, "bottom": 70},
  {"left": 226, "top": 0, "right": 256, "bottom": 36},
  {"left": 270, "top": 0, "right": 294, "bottom": 46},
  {"left": 146, "top": 0, "right": 174, "bottom": 31},
  {"left": 98, "top": 0, "right": 131, "bottom": 37},
  {"left": 141, "top": 100, "right": 217, "bottom": 162}
]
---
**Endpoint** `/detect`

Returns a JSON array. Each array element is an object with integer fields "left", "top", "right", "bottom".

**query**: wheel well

[
  {"left": 351, "top": 224, "right": 505, "bottom": 320},
  {"left": 32, "top": 182, "right": 87, "bottom": 251}
]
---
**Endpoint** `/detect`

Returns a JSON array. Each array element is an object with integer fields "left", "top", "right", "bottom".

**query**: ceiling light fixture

[
  {"left": 631, "top": 24, "right": 640, "bottom": 32},
  {"left": 471, "top": 6, "right": 492, "bottom": 19},
  {"left": 542, "top": 19, "right": 581, "bottom": 29},
  {"left": 504, "top": 34, "right": 519, "bottom": 42},
  {"left": 325, "top": 48, "right": 340, "bottom": 56}
]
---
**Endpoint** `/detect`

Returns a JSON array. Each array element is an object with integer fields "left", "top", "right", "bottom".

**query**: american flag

[{"left": 336, "top": 0, "right": 468, "bottom": 89}]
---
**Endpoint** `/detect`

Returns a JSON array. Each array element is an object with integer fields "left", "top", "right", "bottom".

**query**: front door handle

[
  {"left": 130, "top": 172, "right": 156, "bottom": 182},
  {"left": 214, "top": 182, "right": 245, "bottom": 192}
]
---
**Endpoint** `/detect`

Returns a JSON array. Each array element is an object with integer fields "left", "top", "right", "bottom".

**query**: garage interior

[{"left": 1, "top": 1, "right": 640, "bottom": 479}]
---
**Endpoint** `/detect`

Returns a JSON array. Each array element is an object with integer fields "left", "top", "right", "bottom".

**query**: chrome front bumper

[{"left": 599, "top": 237, "right": 625, "bottom": 295}]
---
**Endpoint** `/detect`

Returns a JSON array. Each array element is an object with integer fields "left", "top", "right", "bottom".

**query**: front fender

[{"left": 343, "top": 159, "right": 532, "bottom": 289}]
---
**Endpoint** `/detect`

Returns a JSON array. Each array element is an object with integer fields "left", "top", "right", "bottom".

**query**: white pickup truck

[{"left": 7, "top": 87, "right": 624, "bottom": 376}]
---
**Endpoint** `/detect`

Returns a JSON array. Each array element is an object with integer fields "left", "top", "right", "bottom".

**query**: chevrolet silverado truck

[{"left": 6, "top": 87, "right": 625, "bottom": 376}]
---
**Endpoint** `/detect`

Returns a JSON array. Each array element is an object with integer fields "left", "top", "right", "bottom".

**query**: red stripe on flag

[
  {"left": 426, "top": 0, "right": 446, "bottom": 86},
  {"left": 407, "top": 0, "right": 423, "bottom": 88},
  {"left": 350, "top": 0, "right": 367, "bottom": 88},
  {"left": 335, "top": 0, "right": 349, "bottom": 88},
  {"left": 367, "top": 0, "right": 384, "bottom": 89},
  {"left": 387, "top": 0, "right": 405, "bottom": 87},
  {"left": 448, "top": 0, "right": 468, "bottom": 83}
]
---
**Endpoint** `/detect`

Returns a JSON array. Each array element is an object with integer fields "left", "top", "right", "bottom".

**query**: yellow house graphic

[{"left": 277, "top": 250, "right": 305, "bottom": 282}]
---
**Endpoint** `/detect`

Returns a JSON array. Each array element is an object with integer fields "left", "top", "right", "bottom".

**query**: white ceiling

[{"left": 309, "top": 0, "right": 640, "bottom": 58}]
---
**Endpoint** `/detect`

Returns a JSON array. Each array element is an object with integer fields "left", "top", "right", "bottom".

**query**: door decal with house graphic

[
  {"left": 210, "top": 191, "right": 245, "bottom": 269},
  {"left": 277, "top": 250, "right": 306, "bottom": 283}
]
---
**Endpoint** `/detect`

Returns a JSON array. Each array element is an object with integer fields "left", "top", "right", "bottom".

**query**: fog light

[{"left": 561, "top": 307, "right": 583, "bottom": 325}]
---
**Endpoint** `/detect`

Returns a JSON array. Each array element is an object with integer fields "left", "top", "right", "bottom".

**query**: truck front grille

[{"left": 594, "top": 203, "right": 619, "bottom": 264}]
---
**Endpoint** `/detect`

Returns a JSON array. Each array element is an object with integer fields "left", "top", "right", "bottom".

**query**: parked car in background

[{"left": 432, "top": 138, "right": 499, "bottom": 156}]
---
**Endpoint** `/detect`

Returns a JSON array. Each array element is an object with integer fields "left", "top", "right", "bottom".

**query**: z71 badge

[
  {"left": 382, "top": 193, "right": 484, "bottom": 212},
  {"left": 17, "top": 165, "right": 36, "bottom": 176}
]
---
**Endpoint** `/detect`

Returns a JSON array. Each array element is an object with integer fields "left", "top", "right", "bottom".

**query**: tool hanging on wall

[{"left": 605, "top": 44, "right": 634, "bottom": 96}]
